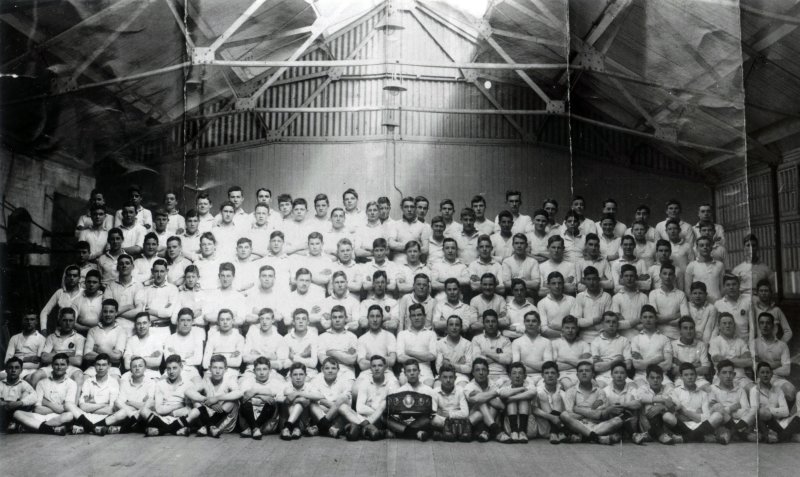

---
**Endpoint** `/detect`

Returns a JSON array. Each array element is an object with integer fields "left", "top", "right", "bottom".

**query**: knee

[{"left": 758, "top": 408, "right": 773, "bottom": 421}]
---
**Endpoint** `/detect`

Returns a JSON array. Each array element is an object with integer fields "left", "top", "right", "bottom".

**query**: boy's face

[
  {"left": 331, "top": 210, "right": 345, "bottom": 228},
  {"left": 337, "top": 244, "right": 354, "bottom": 263},
  {"left": 510, "top": 367, "right": 526, "bottom": 387},
  {"left": 366, "top": 204, "right": 380, "bottom": 222},
  {"left": 585, "top": 239, "right": 600, "bottom": 257},
  {"left": 548, "top": 241, "right": 564, "bottom": 261},
  {"left": 696, "top": 239, "right": 711, "bottom": 257},
  {"left": 130, "top": 359, "right": 146, "bottom": 379},
  {"left": 413, "top": 278, "right": 429, "bottom": 297},
  {"left": 330, "top": 311, "right": 346, "bottom": 331},
  {"left": 601, "top": 219, "right": 615, "bottom": 236},
  {"left": 221, "top": 206, "right": 235, "bottom": 223},
  {"left": 655, "top": 245, "right": 671, "bottom": 262},
  {"left": 101, "top": 305, "right": 117, "bottom": 326},
  {"left": 219, "top": 270, "right": 234, "bottom": 288},
  {"left": 184, "top": 271, "right": 198, "bottom": 289},
  {"left": 332, "top": 276, "right": 347, "bottom": 296},
  {"left": 443, "top": 242, "right": 458, "bottom": 261},
  {"left": 483, "top": 315, "right": 498, "bottom": 335},
  {"left": 611, "top": 366, "right": 627, "bottom": 387},
  {"left": 343, "top": 193, "right": 358, "bottom": 211},
  {"left": 165, "top": 361, "right": 181, "bottom": 381},
  {"left": 404, "top": 365, "right": 420, "bottom": 385},
  {"left": 635, "top": 208, "right": 649, "bottom": 222},
  {"left": 757, "top": 285, "right": 772, "bottom": 304},
  {"left": 121, "top": 206, "right": 136, "bottom": 225},
  {"left": 689, "top": 288, "right": 707, "bottom": 305},
  {"left": 577, "top": 364, "right": 593, "bottom": 383},
  {"left": 177, "top": 315, "right": 193, "bottom": 334},
  {"left": 666, "top": 204, "right": 681, "bottom": 219},
  {"left": 563, "top": 215, "right": 578, "bottom": 234},
  {"left": 291, "top": 369, "right": 307, "bottom": 387},
  {"left": 440, "top": 371, "right": 456, "bottom": 392},
  {"left": 5, "top": 360, "right": 22, "bottom": 382},
  {"left": 723, "top": 279, "right": 739, "bottom": 298},
  {"left": 296, "top": 274, "right": 311, "bottom": 293},
  {"left": 542, "top": 367, "right": 558, "bottom": 386},
  {"left": 621, "top": 270, "right": 637, "bottom": 288},
  {"left": 647, "top": 371, "right": 663, "bottom": 390},
  {"left": 91, "top": 208, "right": 106, "bottom": 227},
  {"left": 254, "top": 208, "right": 268, "bottom": 225},
  {"left": 228, "top": 191, "right": 243, "bottom": 209},
  {"left": 480, "top": 277, "right": 496, "bottom": 296},
  {"left": 166, "top": 240, "right": 182, "bottom": 259},
  {"left": 584, "top": 274, "right": 600, "bottom": 292},
  {"left": 681, "top": 368, "right": 697, "bottom": 387},
  {"left": 279, "top": 201, "right": 292, "bottom": 217},
  {"left": 22, "top": 313, "right": 38, "bottom": 331},
  {"left": 506, "top": 195, "right": 521, "bottom": 214},
  {"left": 257, "top": 190, "right": 271, "bottom": 206},
  {"left": 461, "top": 214, "right": 475, "bottom": 232},
  {"left": 499, "top": 216, "right": 513, "bottom": 233},
  {"left": 210, "top": 361, "right": 226, "bottom": 380},
  {"left": 401, "top": 201, "right": 415, "bottom": 220},
  {"left": 370, "top": 359, "right": 386, "bottom": 376},
  {"left": 640, "top": 311, "right": 656, "bottom": 331},
  {"left": 259, "top": 313, "right": 274, "bottom": 332},
  {"left": 445, "top": 282, "right": 460, "bottom": 303},
  {"left": 473, "top": 364, "right": 489, "bottom": 384},
  {"left": 149, "top": 267, "right": 175, "bottom": 297},
  {"left": 471, "top": 201, "right": 485, "bottom": 219},
  {"left": 524, "top": 313, "right": 540, "bottom": 335},
  {"left": 293, "top": 314, "right": 309, "bottom": 333},
  {"left": 416, "top": 201, "right": 429, "bottom": 220},
  {"left": 196, "top": 198, "right": 211, "bottom": 214},
  {"left": 135, "top": 316, "right": 150, "bottom": 337},
  {"left": 699, "top": 225, "right": 715, "bottom": 238},
  {"left": 512, "top": 283, "right": 526, "bottom": 302},
  {"left": 186, "top": 216, "right": 199, "bottom": 233},
  {"left": 372, "top": 275, "right": 387, "bottom": 296},
  {"left": 533, "top": 214, "right": 547, "bottom": 232},
  {"left": 718, "top": 366, "right": 735, "bottom": 388},
  {"left": 543, "top": 203, "right": 558, "bottom": 219},
  {"left": 410, "top": 308, "right": 426, "bottom": 330},
  {"left": 562, "top": 322, "right": 578, "bottom": 341},
  {"left": 571, "top": 199, "right": 585, "bottom": 215},
  {"left": 666, "top": 223, "right": 680, "bottom": 240},
  {"left": 632, "top": 224, "right": 646, "bottom": 241},
  {"left": 79, "top": 248, "right": 91, "bottom": 263},
  {"left": 218, "top": 313, "right": 234, "bottom": 332},
  {"left": 84, "top": 274, "right": 101, "bottom": 294},
  {"left": 107, "top": 232, "right": 123, "bottom": 251},
  {"left": 698, "top": 205, "right": 712, "bottom": 222},
  {"left": 758, "top": 315, "right": 774, "bottom": 338},
  {"left": 254, "top": 363, "right": 271, "bottom": 382},
  {"left": 718, "top": 317, "right": 735, "bottom": 338},
  {"left": 621, "top": 239, "right": 635, "bottom": 256},
  {"left": 315, "top": 200, "right": 329, "bottom": 218},
  {"left": 155, "top": 215, "right": 169, "bottom": 232},
  {"left": 406, "top": 245, "right": 420, "bottom": 264},
  {"left": 236, "top": 242, "right": 252, "bottom": 260},
  {"left": 368, "top": 309, "right": 383, "bottom": 330},
  {"left": 660, "top": 268, "right": 675, "bottom": 287},
  {"left": 143, "top": 238, "right": 158, "bottom": 257},
  {"left": 548, "top": 276, "right": 564, "bottom": 296},
  {"left": 512, "top": 237, "right": 527, "bottom": 255},
  {"left": 269, "top": 236, "right": 284, "bottom": 254},
  {"left": 758, "top": 366, "right": 773, "bottom": 386},
  {"left": 378, "top": 202, "right": 390, "bottom": 220},
  {"left": 292, "top": 204, "right": 307, "bottom": 222},
  {"left": 308, "top": 238, "right": 322, "bottom": 255},
  {"left": 603, "top": 315, "right": 619, "bottom": 334},
  {"left": 446, "top": 318, "right": 462, "bottom": 338},
  {"left": 65, "top": 268, "right": 81, "bottom": 288},
  {"left": 679, "top": 320, "right": 696, "bottom": 341},
  {"left": 440, "top": 203, "right": 454, "bottom": 220},
  {"left": 373, "top": 246, "right": 387, "bottom": 261},
  {"left": 322, "top": 361, "right": 339, "bottom": 381}
]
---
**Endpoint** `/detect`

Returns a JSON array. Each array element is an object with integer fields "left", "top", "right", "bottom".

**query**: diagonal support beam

[
  {"left": 68, "top": 1, "right": 152, "bottom": 83},
  {"left": 410, "top": 8, "right": 528, "bottom": 140},
  {"left": 483, "top": 35, "right": 551, "bottom": 104},
  {"left": 162, "top": 0, "right": 194, "bottom": 48},
  {"left": 2, "top": 0, "right": 138, "bottom": 69},
  {"left": 209, "top": 0, "right": 273, "bottom": 52},
  {"left": 271, "top": 14, "right": 383, "bottom": 136},
  {"left": 527, "top": 0, "right": 565, "bottom": 31}
]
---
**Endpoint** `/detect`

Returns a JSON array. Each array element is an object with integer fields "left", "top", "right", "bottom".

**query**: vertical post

[{"left": 770, "top": 165, "right": 785, "bottom": 300}]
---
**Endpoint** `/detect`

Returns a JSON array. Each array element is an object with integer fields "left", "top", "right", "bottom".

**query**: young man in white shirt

[
  {"left": 469, "top": 235, "right": 503, "bottom": 293},
  {"left": 397, "top": 304, "right": 438, "bottom": 387},
  {"left": 358, "top": 271, "right": 398, "bottom": 331},
  {"left": 202, "top": 262, "right": 248, "bottom": 330},
  {"left": 709, "top": 359, "right": 755, "bottom": 443},
  {"left": 570, "top": 266, "right": 611, "bottom": 343},
  {"left": 291, "top": 232, "right": 333, "bottom": 294},
  {"left": 596, "top": 199, "right": 627, "bottom": 238},
  {"left": 431, "top": 238, "right": 470, "bottom": 295},
  {"left": 685, "top": 235, "right": 725, "bottom": 302},
  {"left": 342, "top": 188, "right": 365, "bottom": 230},
  {"left": 195, "top": 192, "right": 215, "bottom": 233},
  {"left": 597, "top": 214, "right": 621, "bottom": 262},
  {"left": 589, "top": 312, "right": 632, "bottom": 388},
  {"left": 430, "top": 363, "right": 471, "bottom": 441},
  {"left": 75, "top": 189, "right": 113, "bottom": 237},
  {"left": 687, "top": 281, "right": 717, "bottom": 343},
  {"left": 440, "top": 199, "right": 462, "bottom": 238},
  {"left": 133, "top": 259, "right": 178, "bottom": 342},
  {"left": 31, "top": 308, "right": 85, "bottom": 390},
  {"left": 202, "top": 310, "right": 245, "bottom": 381},
  {"left": 78, "top": 205, "right": 109, "bottom": 260},
  {"left": 309, "top": 357, "right": 359, "bottom": 438},
  {"left": 714, "top": 274, "right": 754, "bottom": 342},
  {"left": 732, "top": 234, "right": 775, "bottom": 295},
  {"left": 568, "top": 196, "right": 595, "bottom": 238},
  {"left": 537, "top": 272, "right": 576, "bottom": 339},
  {"left": 526, "top": 208, "right": 552, "bottom": 264},
  {"left": 539, "top": 236, "right": 577, "bottom": 297},
  {"left": 320, "top": 271, "right": 360, "bottom": 332},
  {"left": 611, "top": 264, "right": 649, "bottom": 340},
  {"left": 501, "top": 233, "right": 539, "bottom": 296},
  {"left": 70, "top": 353, "right": 119, "bottom": 435},
  {"left": 490, "top": 211, "right": 515, "bottom": 262},
  {"left": 308, "top": 193, "right": 331, "bottom": 235},
  {"left": 433, "top": 278, "right": 478, "bottom": 335},
  {"left": 533, "top": 361, "right": 568, "bottom": 443},
  {"left": 355, "top": 305, "right": 398, "bottom": 395},
  {"left": 388, "top": 196, "right": 430, "bottom": 265},
  {"left": 511, "top": 311, "right": 552, "bottom": 389},
  {"left": 282, "top": 268, "right": 325, "bottom": 332},
  {"left": 184, "top": 354, "right": 243, "bottom": 437},
  {"left": 280, "top": 363, "right": 324, "bottom": 440},
  {"left": 753, "top": 312, "right": 796, "bottom": 404},
  {"left": 666, "top": 219, "right": 695, "bottom": 271},
  {"left": 114, "top": 185, "right": 152, "bottom": 230},
  {"left": 672, "top": 316, "right": 711, "bottom": 390},
  {"left": 649, "top": 263, "right": 689, "bottom": 340},
  {"left": 97, "top": 228, "right": 125, "bottom": 285},
  {"left": 464, "top": 358, "right": 506, "bottom": 442},
  {"left": 630, "top": 305, "right": 673, "bottom": 388},
  {"left": 163, "top": 309, "right": 205, "bottom": 384},
  {"left": 243, "top": 265, "right": 285, "bottom": 329},
  {"left": 655, "top": 199, "right": 694, "bottom": 245},
  {"left": 471, "top": 195, "right": 495, "bottom": 236},
  {"left": 435, "top": 316, "right": 474, "bottom": 388},
  {"left": 238, "top": 356, "right": 284, "bottom": 439},
  {"left": 504, "top": 279, "right": 538, "bottom": 340},
  {"left": 397, "top": 240, "right": 432, "bottom": 296},
  {"left": 12, "top": 353, "right": 76, "bottom": 435},
  {"left": 349, "top": 355, "right": 397, "bottom": 441},
  {"left": 140, "top": 354, "right": 192, "bottom": 436},
  {"left": 4, "top": 313, "right": 45, "bottom": 383},
  {"left": 316, "top": 306, "right": 358, "bottom": 387},
  {"left": 396, "top": 273, "right": 437, "bottom": 332},
  {"left": 39, "top": 265, "right": 83, "bottom": 334},
  {"left": 471, "top": 310, "right": 512, "bottom": 387},
  {"left": 709, "top": 313, "right": 753, "bottom": 392},
  {"left": 1, "top": 358, "right": 36, "bottom": 432},
  {"left": 668, "top": 363, "right": 725, "bottom": 443},
  {"left": 551, "top": 316, "right": 591, "bottom": 390},
  {"left": 123, "top": 312, "right": 164, "bottom": 380},
  {"left": 611, "top": 235, "right": 651, "bottom": 293},
  {"left": 454, "top": 208, "right": 480, "bottom": 265},
  {"left": 103, "top": 355, "right": 155, "bottom": 434},
  {"left": 83, "top": 299, "right": 126, "bottom": 377},
  {"left": 560, "top": 360, "right": 623, "bottom": 444},
  {"left": 494, "top": 190, "right": 531, "bottom": 235},
  {"left": 117, "top": 202, "right": 147, "bottom": 257},
  {"left": 576, "top": 233, "right": 613, "bottom": 293},
  {"left": 242, "top": 307, "right": 289, "bottom": 381},
  {"left": 284, "top": 309, "right": 319, "bottom": 380}
]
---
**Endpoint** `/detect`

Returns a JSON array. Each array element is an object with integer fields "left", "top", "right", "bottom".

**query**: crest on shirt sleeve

[{"left": 385, "top": 306, "right": 391, "bottom": 313}]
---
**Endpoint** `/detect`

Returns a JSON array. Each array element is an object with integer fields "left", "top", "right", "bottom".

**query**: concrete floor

[{"left": 0, "top": 434, "right": 796, "bottom": 477}]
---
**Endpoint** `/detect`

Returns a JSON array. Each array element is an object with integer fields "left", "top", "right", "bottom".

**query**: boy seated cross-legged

[
  {"left": 560, "top": 361, "right": 623, "bottom": 445},
  {"left": 498, "top": 362, "right": 539, "bottom": 443},
  {"left": 184, "top": 354, "right": 243, "bottom": 438},
  {"left": 239, "top": 357, "right": 284, "bottom": 439},
  {"left": 667, "top": 363, "right": 725, "bottom": 443},
  {"left": 280, "top": 362, "right": 324, "bottom": 440}
]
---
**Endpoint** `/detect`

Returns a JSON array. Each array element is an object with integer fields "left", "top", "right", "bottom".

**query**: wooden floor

[{"left": 0, "top": 434, "right": 797, "bottom": 477}]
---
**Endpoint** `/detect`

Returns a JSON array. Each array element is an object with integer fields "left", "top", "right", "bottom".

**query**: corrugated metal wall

[{"left": 716, "top": 157, "right": 800, "bottom": 297}]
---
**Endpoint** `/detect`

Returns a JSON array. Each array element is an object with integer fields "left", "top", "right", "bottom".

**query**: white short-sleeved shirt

[
  {"left": 709, "top": 335, "right": 749, "bottom": 378},
  {"left": 244, "top": 328, "right": 289, "bottom": 370},
  {"left": 284, "top": 331, "right": 319, "bottom": 372},
  {"left": 202, "top": 330, "right": 245, "bottom": 370},
  {"left": 511, "top": 334, "right": 553, "bottom": 377},
  {"left": 649, "top": 288, "right": 689, "bottom": 339},
  {"left": 118, "top": 223, "right": 147, "bottom": 250},
  {"left": 311, "top": 374, "right": 352, "bottom": 403},
  {"left": 124, "top": 334, "right": 164, "bottom": 368},
  {"left": 436, "top": 336, "right": 474, "bottom": 380},
  {"left": 490, "top": 234, "right": 514, "bottom": 262},
  {"left": 630, "top": 330, "right": 672, "bottom": 377},
  {"left": 317, "top": 330, "right": 359, "bottom": 378},
  {"left": 85, "top": 323, "right": 127, "bottom": 360},
  {"left": 397, "top": 328, "right": 438, "bottom": 374},
  {"left": 538, "top": 294, "right": 576, "bottom": 336},
  {"left": 163, "top": 330, "right": 205, "bottom": 367},
  {"left": 539, "top": 260, "right": 577, "bottom": 295},
  {"left": 570, "top": 291, "right": 613, "bottom": 342},
  {"left": 506, "top": 299, "right": 538, "bottom": 333},
  {"left": 43, "top": 330, "right": 85, "bottom": 360},
  {"left": 590, "top": 333, "right": 632, "bottom": 379},
  {"left": 714, "top": 295, "right": 752, "bottom": 340},
  {"left": 80, "top": 375, "right": 120, "bottom": 408},
  {"left": 36, "top": 376, "right": 78, "bottom": 407},
  {"left": 357, "top": 329, "right": 397, "bottom": 362},
  {"left": 685, "top": 259, "right": 725, "bottom": 302},
  {"left": 611, "top": 290, "right": 649, "bottom": 339},
  {"left": 1, "top": 379, "right": 36, "bottom": 407},
  {"left": 5, "top": 331, "right": 46, "bottom": 370},
  {"left": 551, "top": 338, "right": 591, "bottom": 375},
  {"left": 611, "top": 257, "right": 650, "bottom": 293},
  {"left": 471, "top": 333, "right": 511, "bottom": 376},
  {"left": 501, "top": 255, "right": 540, "bottom": 288},
  {"left": 469, "top": 294, "right": 507, "bottom": 321},
  {"left": 672, "top": 339, "right": 710, "bottom": 369}
]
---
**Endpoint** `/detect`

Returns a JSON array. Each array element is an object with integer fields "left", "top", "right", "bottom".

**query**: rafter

[{"left": 209, "top": 0, "right": 274, "bottom": 52}]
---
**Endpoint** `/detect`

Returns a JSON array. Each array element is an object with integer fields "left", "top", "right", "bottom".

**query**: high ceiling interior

[{"left": 2, "top": 0, "right": 798, "bottom": 182}]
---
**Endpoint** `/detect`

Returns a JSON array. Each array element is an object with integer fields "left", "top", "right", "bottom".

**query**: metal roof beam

[{"left": 209, "top": 0, "right": 274, "bottom": 52}]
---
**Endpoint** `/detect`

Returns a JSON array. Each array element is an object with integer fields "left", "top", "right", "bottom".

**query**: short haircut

[
  {"left": 443, "top": 277, "right": 460, "bottom": 289},
  {"left": 547, "top": 235, "right": 563, "bottom": 246},
  {"left": 5, "top": 356, "right": 24, "bottom": 368},
  {"left": 372, "top": 270, "right": 388, "bottom": 282},
  {"left": 756, "top": 361, "right": 772, "bottom": 374},
  {"left": 94, "top": 353, "right": 110, "bottom": 364},
  {"left": 200, "top": 231, "right": 216, "bottom": 243},
  {"left": 646, "top": 364, "right": 663, "bottom": 377},
  {"left": 322, "top": 357, "right": 340, "bottom": 368},
  {"left": 408, "top": 303, "right": 425, "bottom": 315},
  {"left": 292, "top": 198, "right": 307, "bottom": 209},
  {"left": 541, "top": 361, "right": 558, "bottom": 373},
  {"left": 722, "top": 273, "right": 739, "bottom": 284},
  {"left": 480, "top": 273, "right": 497, "bottom": 285},
  {"left": 308, "top": 231, "right": 323, "bottom": 242},
  {"left": 218, "top": 262, "right": 236, "bottom": 275},
  {"left": 219, "top": 201, "right": 236, "bottom": 212},
  {"left": 135, "top": 312, "right": 151, "bottom": 322},
  {"left": 227, "top": 185, "right": 243, "bottom": 195},
  {"left": 101, "top": 298, "right": 119, "bottom": 310},
  {"left": 59, "top": 307, "right": 76, "bottom": 319},
  {"left": 377, "top": 196, "right": 391, "bottom": 206},
  {"left": 640, "top": 304, "right": 657, "bottom": 316},
  {"left": 659, "top": 262, "right": 676, "bottom": 273},
  {"left": 52, "top": 352, "right": 70, "bottom": 364},
  {"left": 367, "top": 304, "right": 384, "bottom": 316},
  {"left": 582, "top": 266, "right": 599, "bottom": 278},
  {"left": 236, "top": 237, "right": 252, "bottom": 246},
  {"left": 165, "top": 354, "right": 182, "bottom": 365},
  {"left": 439, "top": 363, "right": 457, "bottom": 375},
  {"left": 655, "top": 239, "right": 671, "bottom": 250},
  {"left": 716, "top": 359, "right": 734, "bottom": 373},
  {"left": 510, "top": 278, "right": 525, "bottom": 290},
  {"left": 76, "top": 240, "right": 90, "bottom": 251},
  {"left": 471, "top": 357, "right": 489, "bottom": 372},
  {"left": 678, "top": 362, "right": 696, "bottom": 374},
  {"left": 289, "top": 362, "right": 307, "bottom": 374},
  {"left": 403, "top": 359, "right": 420, "bottom": 371},
  {"left": 370, "top": 355, "right": 386, "bottom": 365},
  {"left": 531, "top": 208, "right": 548, "bottom": 219},
  {"left": 690, "top": 281, "right": 707, "bottom": 292},
  {"left": 546, "top": 271, "right": 564, "bottom": 283},
  {"left": 509, "top": 362, "right": 526, "bottom": 374},
  {"left": 636, "top": 204, "right": 650, "bottom": 214},
  {"left": 277, "top": 193, "right": 292, "bottom": 204},
  {"left": 144, "top": 232, "right": 159, "bottom": 244},
  {"left": 342, "top": 188, "right": 358, "bottom": 200},
  {"left": 255, "top": 187, "right": 272, "bottom": 198},
  {"left": 440, "top": 198, "right": 454, "bottom": 209},
  {"left": 151, "top": 258, "right": 168, "bottom": 270},
  {"left": 561, "top": 315, "right": 578, "bottom": 327},
  {"left": 505, "top": 190, "right": 521, "bottom": 201},
  {"left": 314, "top": 193, "right": 329, "bottom": 205},
  {"left": 372, "top": 238, "right": 388, "bottom": 250},
  {"left": 460, "top": 208, "right": 476, "bottom": 220},
  {"left": 295, "top": 267, "right": 311, "bottom": 279},
  {"left": 497, "top": 210, "right": 513, "bottom": 221},
  {"left": 177, "top": 307, "right": 195, "bottom": 319},
  {"left": 677, "top": 315, "right": 695, "bottom": 328},
  {"left": 482, "top": 309, "right": 498, "bottom": 321},
  {"left": 415, "top": 196, "right": 428, "bottom": 205},
  {"left": 254, "top": 356, "right": 271, "bottom": 368},
  {"left": 471, "top": 195, "right": 486, "bottom": 206},
  {"left": 293, "top": 308, "right": 309, "bottom": 319}
]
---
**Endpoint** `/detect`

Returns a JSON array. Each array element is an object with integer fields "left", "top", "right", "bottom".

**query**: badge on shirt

[
  {"left": 740, "top": 310, "right": 745, "bottom": 316},
  {"left": 496, "top": 348, "right": 503, "bottom": 354},
  {"left": 385, "top": 306, "right": 391, "bottom": 313}
]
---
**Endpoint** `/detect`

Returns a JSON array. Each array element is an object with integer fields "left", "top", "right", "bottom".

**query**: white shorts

[
  {"left": 75, "top": 411, "right": 111, "bottom": 425},
  {"left": 27, "top": 412, "right": 61, "bottom": 425}
]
